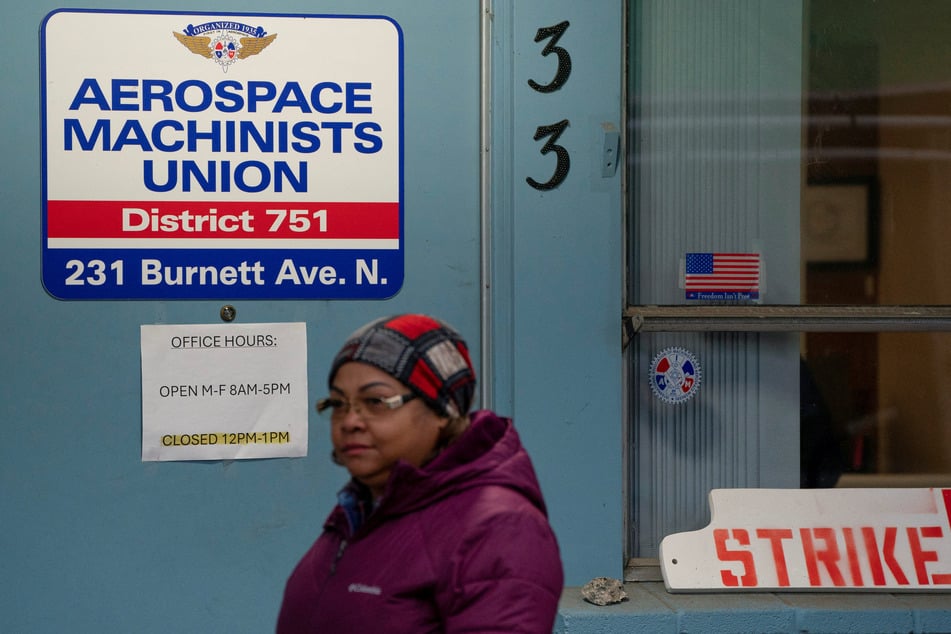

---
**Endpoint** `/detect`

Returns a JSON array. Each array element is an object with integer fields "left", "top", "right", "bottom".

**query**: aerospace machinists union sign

[{"left": 41, "top": 10, "right": 403, "bottom": 299}]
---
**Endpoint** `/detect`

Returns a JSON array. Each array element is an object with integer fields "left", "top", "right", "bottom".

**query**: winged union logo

[{"left": 173, "top": 21, "right": 277, "bottom": 72}]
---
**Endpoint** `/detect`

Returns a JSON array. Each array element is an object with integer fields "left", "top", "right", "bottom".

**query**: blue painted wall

[
  {"left": 486, "top": 0, "right": 624, "bottom": 583},
  {"left": 1, "top": 0, "right": 623, "bottom": 631}
]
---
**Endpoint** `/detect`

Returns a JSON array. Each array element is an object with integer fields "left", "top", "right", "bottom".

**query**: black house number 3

[{"left": 527, "top": 21, "right": 571, "bottom": 191}]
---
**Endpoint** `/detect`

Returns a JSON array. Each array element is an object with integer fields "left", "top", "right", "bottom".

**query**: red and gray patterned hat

[{"left": 328, "top": 314, "right": 476, "bottom": 417}]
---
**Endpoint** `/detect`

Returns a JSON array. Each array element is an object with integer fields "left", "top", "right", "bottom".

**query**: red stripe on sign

[
  {"left": 47, "top": 201, "right": 399, "bottom": 239},
  {"left": 943, "top": 489, "right": 951, "bottom": 529}
]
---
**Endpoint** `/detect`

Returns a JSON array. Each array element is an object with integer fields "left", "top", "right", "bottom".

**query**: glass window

[
  {"left": 802, "top": 0, "right": 951, "bottom": 484},
  {"left": 625, "top": 0, "right": 951, "bottom": 570}
]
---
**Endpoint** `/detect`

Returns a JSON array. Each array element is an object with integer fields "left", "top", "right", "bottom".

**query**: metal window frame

[{"left": 623, "top": 305, "right": 951, "bottom": 344}]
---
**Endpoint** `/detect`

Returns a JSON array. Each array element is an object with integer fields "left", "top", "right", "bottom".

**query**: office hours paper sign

[
  {"left": 141, "top": 322, "right": 307, "bottom": 461},
  {"left": 42, "top": 10, "right": 403, "bottom": 300}
]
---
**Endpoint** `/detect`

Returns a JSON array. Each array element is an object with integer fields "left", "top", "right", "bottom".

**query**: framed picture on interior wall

[{"left": 802, "top": 177, "right": 878, "bottom": 266}]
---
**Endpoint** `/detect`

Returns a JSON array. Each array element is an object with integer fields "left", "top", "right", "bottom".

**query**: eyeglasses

[{"left": 316, "top": 393, "right": 417, "bottom": 419}]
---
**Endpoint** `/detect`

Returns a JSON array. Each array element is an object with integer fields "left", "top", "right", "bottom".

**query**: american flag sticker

[{"left": 684, "top": 252, "right": 761, "bottom": 300}]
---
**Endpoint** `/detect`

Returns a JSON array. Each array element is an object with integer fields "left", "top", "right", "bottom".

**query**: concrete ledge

[{"left": 556, "top": 582, "right": 951, "bottom": 633}]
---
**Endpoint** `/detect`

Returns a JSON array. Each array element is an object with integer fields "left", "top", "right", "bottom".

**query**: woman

[{"left": 277, "top": 314, "right": 564, "bottom": 633}]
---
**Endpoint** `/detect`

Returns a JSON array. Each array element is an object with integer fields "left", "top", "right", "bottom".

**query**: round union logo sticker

[{"left": 649, "top": 347, "right": 701, "bottom": 404}]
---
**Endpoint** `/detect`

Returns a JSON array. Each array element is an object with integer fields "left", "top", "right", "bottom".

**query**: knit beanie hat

[{"left": 328, "top": 314, "right": 476, "bottom": 418}]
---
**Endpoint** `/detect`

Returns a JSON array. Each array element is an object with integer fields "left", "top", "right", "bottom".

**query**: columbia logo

[{"left": 348, "top": 583, "right": 382, "bottom": 595}]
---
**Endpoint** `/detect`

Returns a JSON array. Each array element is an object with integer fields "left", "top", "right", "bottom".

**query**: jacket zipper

[{"left": 330, "top": 539, "right": 348, "bottom": 575}]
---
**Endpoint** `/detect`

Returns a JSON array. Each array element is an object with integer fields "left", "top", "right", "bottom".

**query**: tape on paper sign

[{"left": 650, "top": 347, "right": 701, "bottom": 404}]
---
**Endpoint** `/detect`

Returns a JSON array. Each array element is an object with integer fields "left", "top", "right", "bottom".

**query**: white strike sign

[
  {"left": 140, "top": 322, "right": 308, "bottom": 461},
  {"left": 660, "top": 488, "right": 951, "bottom": 592}
]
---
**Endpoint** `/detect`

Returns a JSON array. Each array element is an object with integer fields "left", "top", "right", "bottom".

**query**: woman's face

[{"left": 329, "top": 362, "right": 447, "bottom": 499}]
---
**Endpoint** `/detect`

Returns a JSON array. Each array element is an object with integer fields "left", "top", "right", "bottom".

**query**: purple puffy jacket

[{"left": 277, "top": 410, "right": 564, "bottom": 633}]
